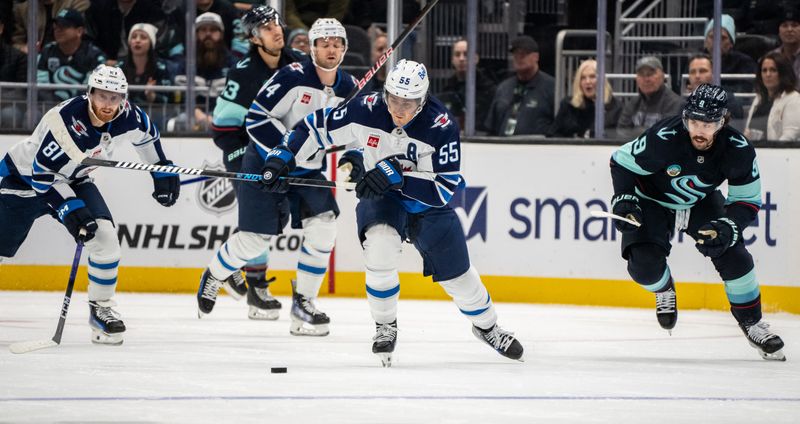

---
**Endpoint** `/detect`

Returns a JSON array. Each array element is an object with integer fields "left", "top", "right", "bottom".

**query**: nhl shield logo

[{"left": 196, "top": 161, "right": 237, "bottom": 216}]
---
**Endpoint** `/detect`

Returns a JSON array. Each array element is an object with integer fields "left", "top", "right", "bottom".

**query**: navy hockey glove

[
  {"left": 610, "top": 193, "right": 643, "bottom": 233},
  {"left": 695, "top": 217, "right": 739, "bottom": 258},
  {"left": 151, "top": 161, "right": 180, "bottom": 207},
  {"left": 356, "top": 157, "right": 403, "bottom": 200},
  {"left": 260, "top": 145, "right": 296, "bottom": 193},
  {"left": 56, "top": 198, "right": 98, "bottom": 243},
  {"left": 337, "top": 150, "right": 365, "bottom": 183}
]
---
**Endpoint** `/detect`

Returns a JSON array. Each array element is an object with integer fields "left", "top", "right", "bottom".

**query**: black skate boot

[
  {"left": 372, "top": 321, "right": 398, "bottom": 367},
  {"left": 222, "top": 270, "right": 247, "bottom": 301},
  {"left": 740, "top": 320, "right": 786, "bottom": 361},
  {"left": 197, "top": 268, "right": 223, "bottom": 318},
  {"left": 289, "top": 279, "right": 330, "bottom": 336},
  {"left": 246, "top": 272, "right": 281, "bottom": 320},
  {"left": 472, "top": 324, "right": 524, "bottom": 361},
  {"left": 89, "top": 300, "right": 125, "bottom": 345},
  {"left": 655, "top": 285, "right": 678, "bottom": 333}
]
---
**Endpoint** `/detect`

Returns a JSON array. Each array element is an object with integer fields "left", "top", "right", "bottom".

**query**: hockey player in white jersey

[
  {"left": 0, "top": 65, "right": 180, "bottom": 345},
  {"left": 266, "top": 59, "right": 524, "bottom": 366},
  {"left": 197, "top": 18, "right": 358, "bottom": 336}
]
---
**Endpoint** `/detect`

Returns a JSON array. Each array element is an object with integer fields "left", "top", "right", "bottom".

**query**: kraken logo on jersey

[
  {"left": 196, "top": 161, "right": 237, "bottom": 216},
  {"left": 451, "top": 186, "right": 488, "bottom": 242},
  {"left": 665, "top": 175, "right": 712, "bottom": 206}
]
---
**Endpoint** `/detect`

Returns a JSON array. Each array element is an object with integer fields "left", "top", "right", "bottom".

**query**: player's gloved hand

[
  {"left": 695, "top": 217, "right": 739, "bottom": 258},
  {"left": 56, "top": 198, "right": 98, "bottom": 243},
  {"left": 610, "top": 193, "right": 643, "bottom": 233},
  {"left": 260, "top": 145, "right": 296, "bottom": 193},
  {"left": 356, "top": 157, "right": 403, "bottom": 200},
  {"left": 150, "top": 160, "right": 180, "bottom": 207},
  {"left": 337, "top": 150, "right": 365, "bottom": 183}
]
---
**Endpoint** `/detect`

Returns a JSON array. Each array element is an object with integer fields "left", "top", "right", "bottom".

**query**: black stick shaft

[{"left": 52, "top": 239, "right": 84, "bottom": 345}]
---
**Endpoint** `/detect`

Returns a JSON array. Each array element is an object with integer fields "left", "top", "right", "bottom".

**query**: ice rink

[{"left": 1, "top": 291, "right": 798, "bottom": 423}]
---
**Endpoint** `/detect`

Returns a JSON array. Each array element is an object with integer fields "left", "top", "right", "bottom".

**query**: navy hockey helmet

[
  {"left": 242, "top": 5, "right": 282, "bottom": 38},
  {"left": 683, "top": 83, "right": 728, "bottom": 123}
]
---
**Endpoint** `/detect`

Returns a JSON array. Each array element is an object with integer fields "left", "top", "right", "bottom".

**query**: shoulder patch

[
  {"left": 730, "top": 134, "right": 748, "bottom": 148},
  {"left": 288, "top": 62, "right": 304, "bottom": 73},
  {"left": 69, "top": 116, "right": 89, "bottom": 138},
  {"left": 236, "top": 58, "right": 250, "bottom": 69},
  {"left": 431, "top": 113, "right": 452, "bottom": 129},
  {"left": 362, "top": 93, "right": 379, "bottom": 111},
  {"left": 656, "top": 127, "right": 677, "bottom": 140}
]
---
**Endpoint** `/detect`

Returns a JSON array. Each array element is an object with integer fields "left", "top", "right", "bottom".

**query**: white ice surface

[{"left": 1, "top": 291, "right": 798, "bottom": 423}]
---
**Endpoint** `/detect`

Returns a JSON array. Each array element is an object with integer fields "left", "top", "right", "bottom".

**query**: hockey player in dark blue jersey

[
  {"left": 197, "top": 18, "right": 357, "bottom": 336},
  {"left": 0, "top": 65, "right": 180, "bottom": 345},
  {"left": 268, "top": 59, "right": 524, "bottom": 366},
  {"left": 609, "top": 83, "right": 785, "bottom": 361},
  {"left": 208, "top": 5, "right": 306, "bottom": 320}
]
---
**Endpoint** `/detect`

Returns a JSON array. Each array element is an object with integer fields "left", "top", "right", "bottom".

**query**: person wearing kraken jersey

[
  {"left": 197, "top": 18, "right": 357, "bottom": 337},
  {"left": 0, "top": 65, "right": 180, "bottom": 346},
  {"left": 273, "top": 59, "right": 525, "bottom": 366},
  {"left": 207, "top": 5, "right": 305, "bottom": 320},
  {"left": 609, "top": 83, "right": 786, "bottom": 361}
]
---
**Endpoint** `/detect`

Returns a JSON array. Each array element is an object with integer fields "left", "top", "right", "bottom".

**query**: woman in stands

[
  {"left": 744, "top": 52, "right": 800, "bottom": 141},
  {"left": 117, "top": 23, "right": 175, "bottom": 105},
  {"left": 550, "top": 59, "right": 622, "bottom": 138}
]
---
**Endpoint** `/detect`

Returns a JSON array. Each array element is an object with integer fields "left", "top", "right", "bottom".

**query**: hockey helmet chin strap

[
  {"left": 87, "top": 89, "right": 126, "bottom": 124},
  {"left": 311, "top": 37, "right": 346, "bottom": 72}
]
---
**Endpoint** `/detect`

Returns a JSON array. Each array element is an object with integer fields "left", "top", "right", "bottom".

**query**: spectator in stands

[
  {"left": 685, "top": 53, "right": 744, "bottom": 120},
  {"left": 1, "top": 19, "right": 27, "bottom": 126},
  {"left": 118, "top": 23, "right": 174, "bottom": 104},
  {"left": 12, "top": 0, "right": 89, "bottom": 54},
  {"left": 84, "top": 0, "right": 165, "bottom": 64},
  {"left": 703, "top": 14, "right": 758, "bottom": 93},
  {"left": 288, "top": 28, "right": 310, "bottom": 54},
  {"left": 484, "top": 35, "right": 555, "bottom": 137},
  {"left": 363, "top": 27, "right": 388, "bottom": 93},
  {"left": 744, "top": 52, "right": 800, "bottom": 141},
  {"left": 770, "top": 7, "right": 800, "bottom": 90},
  {"left": 159, "top": 0, "right": 247, "bottom": 61},
  {"left": 617, "top": 56, "right": 683, "bottom": 137},
  {"left": 284, "top": 0, "right": 350, "bottom": 30},
  {"left": 438, "top": 38, "right": 495, "bottom": 133},
  {"left": 173, "top": 12, "right": 238, "bottom": 130},
  {"left": 37, "top": 8, "right": 106, "bottom": 101},
  {"left": 550, "top": 59, "right": 622, "bottom": 138}
]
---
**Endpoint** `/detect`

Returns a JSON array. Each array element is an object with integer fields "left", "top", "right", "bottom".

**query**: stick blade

[{"left": 9, "top": 339, "right": 58, "bottom": 354}]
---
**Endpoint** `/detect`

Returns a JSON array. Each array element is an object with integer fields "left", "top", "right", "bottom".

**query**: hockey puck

[{"left": 270, "top": 367, "right": 287, "bottom": 374}]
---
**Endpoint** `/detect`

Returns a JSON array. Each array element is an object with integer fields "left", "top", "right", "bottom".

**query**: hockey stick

[
  {"left": 9, "top": 234, "right": 85, "bottom": 354},
  {"left": 589, "top": 210, "right": 642, "bottom": 228}
]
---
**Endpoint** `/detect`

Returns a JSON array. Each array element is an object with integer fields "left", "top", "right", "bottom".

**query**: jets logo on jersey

[
  {"left": 431, "top": 113, "right": 452, "bottom": 129},
  {"left": 363, "top": 94, "right": 379, "bottom": 111},
  {"left": 70, "top": 117, "right": 89, "bottom": 138},
  {"left": 301, "top": 93, "right": 312, "bottom": 104},
  {"left": 367, "top": 134, "right": 380, "bottom": 148},
  {"left": 196, "top": 160, "right": 237, "bottom": 216},
  {"left": 289, "top": 62, "right": 304, "bottom": 73},
  {"left": 451, "top": 186, "right": 488, "bottom": 242}
]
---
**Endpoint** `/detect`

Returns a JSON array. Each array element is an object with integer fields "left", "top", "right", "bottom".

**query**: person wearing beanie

[
  {"left": 703, "top": 14, "right": 758, "bottom": 93},
  {"left": 287, "top": 28, "right": 310, "bottom": 54},
  {"left": 117, "top": 22, "right": 174, "bottom": 105},
  {"left": 769, "top": 7, "right": 800, "bottom": 90}
]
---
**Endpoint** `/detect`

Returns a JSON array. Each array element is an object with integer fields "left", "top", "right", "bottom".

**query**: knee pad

[
  {"left": 301, "top": 211, "right": 337, "bottom": 252},
  {"left": 363, "top": 224, "right": 402, "bottom": 273},
  {"left": 229, "top": 231, "right": 271, "bottom": 260},
  {"left": 85, "top": 219, "right": 121, "bottom": 263},
  {"left": 627, "top": 243, "right": 668, "bottom": 285}
]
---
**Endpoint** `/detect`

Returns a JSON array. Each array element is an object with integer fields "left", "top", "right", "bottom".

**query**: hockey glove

[
  {"left": 356, "top": 157, "right": 403, "bottom": 200},
  {"left": 695, "top": 217, "right": 739, "bottom": 258},
  {"left": 151, "top": 160, "right": 180, "bottom": 207},
  {"left": 610, "top": 193, "right": 643, "bottom": 233},
  {"left": 56, "top": 198, "right": 98, "bottom": 243},
  {"left": 260, "top": 145, "right": 296, "bottom": 193},
  {"left": 337, "top": 150, "right": 365, "bottom": 183}
]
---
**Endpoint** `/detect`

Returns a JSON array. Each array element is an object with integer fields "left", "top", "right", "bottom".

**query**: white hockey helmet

[
  {"left": 88, "top": 65, "right": 128, "bottom": 96},
  {"left": 308, "top": 18, "right": 347, "bottom": 71},
  {"left": 384, "top": 59, "right": 429, "bottom": 112}
]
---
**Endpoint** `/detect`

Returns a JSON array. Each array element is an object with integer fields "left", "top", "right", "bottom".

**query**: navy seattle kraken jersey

[
  {"left": 1, "top": 96, "right": 167, "bottom": 208},
  {"left": 610, "top": 115, "right": 761, "bottom": 228},
  {"left": 289, "top": 93, "right": 465, "bottom": 213}
]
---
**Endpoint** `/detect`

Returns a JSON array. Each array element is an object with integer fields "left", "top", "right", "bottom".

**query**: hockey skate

[
  {"left": 655, "top": 286, "right": 678, "bottom": 334},
  {"left": 372, "top": 321, "right": 398, "bottom": 367},
  {"left": 197, "top": 268, "right": 223, "bottom": 318},
  {"left": 247, "top": 282, "right": 281, "bottom": 320},
  {"left": 740, "top": 320, "right": 786, "bottom": 361},
  {"left": 472, "top": 324, "right": 524, "bottom": 361},
  {"left": 289, "top": 280, "right": 330, "bottom": 336},
  {"left": 221, "top": 271, "right": 247, "bottom": 301},
  {"left": 89, "top": 300, "right": 125, "bottom": 345}
]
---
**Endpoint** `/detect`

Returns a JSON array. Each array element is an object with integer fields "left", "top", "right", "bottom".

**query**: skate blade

[
  {"left": 376, "top": 352, "right": 393, "bottom": 367},
  {"left": 289, "top": 318, "right": 329, "bottom": 336},
  {"left": 248, "top": 306, "right": 280, "bottom": 321},
  {"left": 222, "top": 283, "right": 245, "bottom": 301},
  {"left": 759, "top": 349, "right": 786, "bottom": 362},
  {"left": 91, "top": 330, "right": 123, "bottom": 346}
]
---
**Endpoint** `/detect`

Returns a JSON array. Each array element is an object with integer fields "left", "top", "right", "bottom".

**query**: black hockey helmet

[
  {"left": 683, "top": 83, "right": 728, "bottom": 122},
  {"left": 242, "top": 5, "right": 282, "bottom": 38}
]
